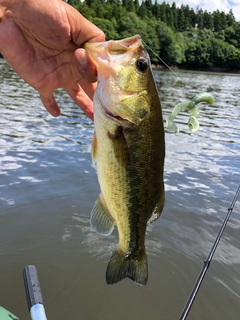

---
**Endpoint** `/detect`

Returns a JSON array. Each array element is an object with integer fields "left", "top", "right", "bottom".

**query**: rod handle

[{"left": 23, "top": 265, "right": 44, "bottom": 310}]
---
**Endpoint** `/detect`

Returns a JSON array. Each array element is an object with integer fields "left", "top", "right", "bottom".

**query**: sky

[{"left": 156, "top": 0, "right": 240, "bottom": 21}]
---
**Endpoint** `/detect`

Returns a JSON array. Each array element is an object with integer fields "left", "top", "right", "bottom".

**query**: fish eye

[{"left": 136, "top": 59, "right": 148, "bottom": 72}]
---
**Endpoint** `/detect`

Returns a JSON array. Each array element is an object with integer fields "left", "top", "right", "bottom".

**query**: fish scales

[{"left": 85, "top": 35, "right": 165, "bottom": 286}]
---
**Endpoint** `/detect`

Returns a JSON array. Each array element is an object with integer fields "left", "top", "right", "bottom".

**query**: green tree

[
  {"left": 160, "top": 2, "right": 167, "bottom": 24},
  {"left": 195, "top": 40, "right": 210, "bottom": 66},
  {"left": 156, "top": 20, "right": 175, "bottom": 63},
  {"left": 122, "top": 0, "right": 135, "bottom": 12},
  {"left": 185, "top": 41, "right": 197, "bottom": 66},
  {"left": 105, "top": 1, "right": 126, "bottom": 22},
  {"left": 138, "top": 2, "right": 148, "bottom": 18},
  {"left": 203, "top": 11, "right": 213, "bottom": 30},
  {"left": 188, "top": 8, "right": 196, "bottom": 28},
  {"left": 226, "top": 9, "right": 235, "bottom": 27},
  {"left": 177, "top": 5, "right": 186, "bottom": 32},
  {"left": 67, "top": 0, "right": 240, "bottom": 70},
  {"left": 206, "top": 37, "right": 235, "bottom": 66},
  {"left": 213, "top": 10, "right": 227, "bottom": 32},
  {"left": 228, "top": 47, "right": 240, "bottom": 68},
  {"left": 134, "top": 0, "right": 140, "bottom": 11},
  {"left": 76, "top": 2, "right": 96, "bottom": 18},
  {"left": 224, "top": 23, "right": 240, "bottom": 48},
  {"left": 145, "top": 0, "right": 153, "bottom": 10},
  {"left": 90, "top": 17, "right": 120, "bottom": 39},
  {"left": 224, "top": 26, "right": 238, "bottom": 46},
  {"left": 171, "top": 2, "right": 178, "bottom": 30},
  {"left": 220, "top": 11, "right": 227, "bottom": 30},
  {"left": 182, "top": 30, "right": 197, "bottom": 66},
  {"left": 232, "top": 22, "right": 240, "bottom": 48},
  {"left": 171, "top": 32, "right": 187, "bottom": 64},
  {"left": 166, "top": 4, "right": 174, "bottom": 29},
  {"left": 196, "top": 8, "right": 204, "bottom": 29},
  {"left": 118, "top": 12, "right": 159, "bottom": 60},
  {"left": 183, "top": 5, "right": 193, "bottom": 30},
  {"left": 152, "top": 0, "right": 160, "bottom": 19},
  {"left": 118, "top": 12, "right": 146, "bottom": 38}
]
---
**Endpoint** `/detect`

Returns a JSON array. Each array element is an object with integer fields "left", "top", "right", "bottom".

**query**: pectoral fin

[
  {"left": 116, "top": 91, "right": 150, "bottom": 125},
  {"left": 91, "top": 195, "right": 115, "bottom": 236}
]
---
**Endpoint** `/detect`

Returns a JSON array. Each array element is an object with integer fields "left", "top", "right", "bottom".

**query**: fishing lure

[{"left": 166, "top": 92, "right": 215, "bottom": 133}]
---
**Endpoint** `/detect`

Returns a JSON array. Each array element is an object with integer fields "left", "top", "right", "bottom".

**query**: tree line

[{"left": 67, "top": 0, "right": 240, "bottom": 70}]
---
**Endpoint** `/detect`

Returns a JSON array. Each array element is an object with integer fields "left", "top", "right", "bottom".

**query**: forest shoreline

[
  {"left": 152, "top": 63, "right": 240, "bottom": 74},
  {"left": 1, "top": 53, "right": 239, "bottom": 74}
]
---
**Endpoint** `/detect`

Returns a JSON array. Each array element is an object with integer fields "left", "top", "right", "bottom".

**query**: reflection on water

[
  {"left": 0, "top": 59, "right": 240, "bottom": 320},
  {"left": 62, "top": 211, "right": 164, "bottom": 260}
]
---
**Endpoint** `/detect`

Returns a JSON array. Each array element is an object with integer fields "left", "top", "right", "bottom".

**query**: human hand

[{"left": 0, "top": 0, "right": 105, "bottom": 119}]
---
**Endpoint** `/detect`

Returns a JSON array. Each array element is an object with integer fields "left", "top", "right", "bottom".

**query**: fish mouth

[
  {"left": 84, "top": 35, "right": 142, "bottom": 73},
  {"left": 108, "top": 35, "right": 142, "bottom": 51},
  {"left": 84, "top": 35, "right": 141, "bottom": 53}
]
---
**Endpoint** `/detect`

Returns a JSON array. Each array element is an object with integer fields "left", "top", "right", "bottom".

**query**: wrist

[
  {"left": 0, "top": 0, "right": 7, "bottom": 19},
  {"left": 0, "top": 0, "right": 25, "bottom": 54},
  {"left": 0, "top": 0, "right": 26, "bottom": 19},
  {"left": 0, "top": 0, "right": 16, "bottom": 21}
]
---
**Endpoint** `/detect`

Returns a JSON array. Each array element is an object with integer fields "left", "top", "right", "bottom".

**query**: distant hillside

[{"left": 67, "top": 0, "right": 240, "bottom": 70}]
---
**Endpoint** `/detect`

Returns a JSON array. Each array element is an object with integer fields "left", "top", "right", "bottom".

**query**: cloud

[
  {"left": 232, "top": 5, "right": 240, "bottom": 20},
  {"left": 198, "top": 0, "right": 231, "bottom": 12},
  {"left": 157, "top": 0, "right": 240, "bottom": 21}
]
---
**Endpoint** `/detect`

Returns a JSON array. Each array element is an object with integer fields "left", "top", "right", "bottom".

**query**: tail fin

[{"left": 106, "top": 248, "right": 148, "bottom": 286}]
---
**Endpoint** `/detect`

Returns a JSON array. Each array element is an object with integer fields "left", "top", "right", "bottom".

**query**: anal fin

[{"left": 90, "top": 194, "right": 115, "bottom": 236}]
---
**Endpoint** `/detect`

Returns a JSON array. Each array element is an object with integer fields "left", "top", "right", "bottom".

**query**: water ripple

[{"left": 0, "top": 60, "right": 240, "bottom": 319}]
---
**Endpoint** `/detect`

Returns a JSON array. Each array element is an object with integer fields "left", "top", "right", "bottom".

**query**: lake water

[{"left": 0, "top": 58, "right": 239, "bottom": 320}]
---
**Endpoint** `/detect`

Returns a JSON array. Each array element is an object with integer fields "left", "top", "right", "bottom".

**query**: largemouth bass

[{"left": 85, "top": 35, "right": 165, "bottom": 286}]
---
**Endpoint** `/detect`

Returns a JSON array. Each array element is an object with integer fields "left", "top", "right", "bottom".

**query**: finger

[
  {"left": 77, "top": 78, "right": 97, "bottom": 101},
  {"left": 66, "top": 83, "right": 94, "bottom": 120},
  {"left": 39, "top": 93, "right": 61, "bottom": 117},
  {"left": 74, "top": 48, "right": 97, "bottom": 83}
]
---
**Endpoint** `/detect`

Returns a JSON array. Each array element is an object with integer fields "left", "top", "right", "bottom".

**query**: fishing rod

[
  {"left": 179, "top": 184, "right": 240, "bottom": 320},
  {"left": 142, "top": 40, "right": 189, "bottom": 87}
]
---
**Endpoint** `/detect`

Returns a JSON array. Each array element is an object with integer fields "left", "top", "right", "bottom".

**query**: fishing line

[
  {"left": 179, "top": 184, "right": 240, "bottom": 320},
  {"left": 142, "top": 40, "right": 189, "bottom": 87}
]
